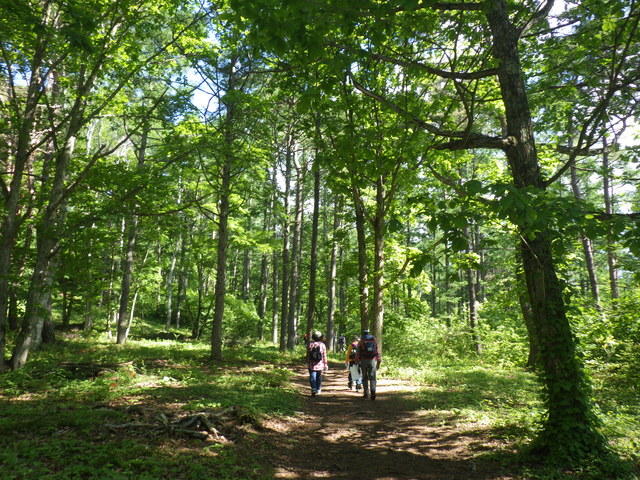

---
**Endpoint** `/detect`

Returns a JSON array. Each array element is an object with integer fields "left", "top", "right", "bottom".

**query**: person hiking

[
  {"left": 357, "top": 329, "right": 381, "bottom": 400},
  {"left": 337, "top": 333, "right": 346, "bottom": 353},
  {"left": 306, "top": 330, "right": 328, "bottom": 396},
  {"left": 345, "top": 335, "right": 362, "bottom": 392}
]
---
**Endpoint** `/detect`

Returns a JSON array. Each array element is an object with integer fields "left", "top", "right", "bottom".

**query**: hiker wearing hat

[
  {"left": 356, "top": 329, "right": 381, "bottom": 400},
  {"left": 306, "top": 330, "right": 328, "bottom": 396},
  {"left": 345, "top": 334, "right": 362, "bottom": 392}
]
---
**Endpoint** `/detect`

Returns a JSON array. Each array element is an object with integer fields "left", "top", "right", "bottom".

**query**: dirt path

[{"left": 244, "top": 361, "right": 517, "bottom": 479}]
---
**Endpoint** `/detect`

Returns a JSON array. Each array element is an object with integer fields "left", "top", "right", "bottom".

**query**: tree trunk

[
  {"left": 279, "top": 139, "right": 292, "bottom": 351},
  {"left": 486, "top": 0, "right": 605, "bottom": 458},
  {"left": 351, "top": 186, "right": 370, "bottom": 332},
  {"left": 210, "top": 161, "right": 231, "bottom": 361},
  {"left": 465, "top": 226, "right": 482, "bottom": 355},
  {"left": 271, "top": 252, "right": 279, "bottom": 345},
  {"left": 116, "top": 120, "right": 150, "bottom": 345},
  {"left": 287, "top": 156, "right": 303, "bottom": 350},
  {"left": 326, "top": 198, "right": 340, "bottom": 350},
  {"left": 116, "top": 216, "right": 138, "bottom": 344},
  {"left": 602, "top": 139, "right": 619, "bottom": 300},
  {"left": 569, "top": 165, "right": 603, "bottom": 311},
  {"left": 10, "top": 128, "right": 75, "bottom": 368},
  {"left": 165, "top": 236, "right": 181, "bottom": 331},
  {"left": 371, "top": 176, "right": 385, "bottom": 352},
  {"left": 305, "top": 166, "right": 321, "bottom": 340}
]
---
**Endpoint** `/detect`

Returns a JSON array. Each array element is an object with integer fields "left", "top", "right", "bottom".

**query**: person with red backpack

[
  {"left": 345, "top": 335, "right": 362, "bottom": 392},
  {"left": 306, "top": 330, "right": 328, "bottom": 396},
  {"left": 356, "top": 329, "right": 381, "bottom": 400}
]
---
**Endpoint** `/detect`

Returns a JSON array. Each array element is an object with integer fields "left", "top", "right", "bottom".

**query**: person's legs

[
  {"left": 369, "top": 363, "right": 378, "bottom": 399},
  {"left": 310, "top": 370, "right": 321, "bottom": 395},
  {"left": 351, "top": 363, "right": 362, "bottom": 390},
  {"left": 316, "top": 371, "right": 323, "bottom": 393},
  {"left": 349, "top": 363, "right": 360, "bottom": 390},
  {"left": 361, "top": 359, "right": 373, "bottom": 397}
]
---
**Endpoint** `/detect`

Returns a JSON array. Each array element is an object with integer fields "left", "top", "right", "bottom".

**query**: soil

[{"left": 243, "top": 360, "right": 519, "bottom": 480}]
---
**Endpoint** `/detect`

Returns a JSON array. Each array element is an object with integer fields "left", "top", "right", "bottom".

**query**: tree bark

[
  {"left": 305, "top": 166, "right": 321, "bottom": 340},
  {"left": 210, "top": 161, "right": 231, "bottom": 361},
  {"left": 287, "top": 154, "right": 303, "bottom": 350},
  {"left": 371, "top": 175, "right": 385, "bottom": 352},
  {"left": 279, "top": 139, "right": 292, "bottom": 351},
  {"left": 486, "top": 0, "right": 605, "bottom": 458},
  {"left": 326, "top": 198, "right": 340, "bottom": 351},
  {"left": 351, "top": 186, "right": 370, "bottom": 332},
  {"left": 602, "top": 139, "right": 619, "bottom": 300},
  {"left": 569, "top": 165, "right": 603, "bottom": 311},
  {"left": 464, "top": 226, "right": 482, "bottom": 355}
]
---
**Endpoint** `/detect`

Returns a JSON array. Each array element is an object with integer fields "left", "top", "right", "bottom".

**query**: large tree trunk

[
  {"left": 0, "top": 39, "right": 49, "bottom": 370},
  {"left": 10, "top": 127, "right": 75, "bottom": 368},
  {"left": 210, "top": 161, "right": 231, "bottom": 361},
  {"left": 486, "top": 0, "right": 605, "bottom": 459}
]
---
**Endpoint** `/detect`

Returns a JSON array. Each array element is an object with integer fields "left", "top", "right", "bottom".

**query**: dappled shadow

[{"left": 242, "top": 361, "right": 518, "bottom": 479}]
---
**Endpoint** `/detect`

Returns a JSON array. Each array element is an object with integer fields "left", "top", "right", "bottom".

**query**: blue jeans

[{"left": 309, "top": 370, "right": 323, "bottom": 392}]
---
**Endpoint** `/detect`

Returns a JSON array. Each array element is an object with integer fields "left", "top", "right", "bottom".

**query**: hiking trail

[{"left": 243, "top": 360, "right": 517, "bottom": 479}]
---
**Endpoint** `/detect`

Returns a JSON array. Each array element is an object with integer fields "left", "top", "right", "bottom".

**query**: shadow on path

[{"left": 244, "top": 361, "right": 517, "bottom": 480}]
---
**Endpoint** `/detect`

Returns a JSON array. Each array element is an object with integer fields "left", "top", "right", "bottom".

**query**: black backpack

[
  {"left": 309, "top": 344, "right": 322, "bottom": 363},
  {"left": 348, "top": 342, "right": 358, "bottom": 360}
]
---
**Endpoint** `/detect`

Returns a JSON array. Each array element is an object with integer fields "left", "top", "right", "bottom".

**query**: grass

[
  {"left": 1, "top": 328, "right": 638, "bottom": 479},
  {"left": 384, "top": 358, "right": 640, "bottom": 480},
  {"left": 0, "top": 332, "right": 301, "bottom": 480}
]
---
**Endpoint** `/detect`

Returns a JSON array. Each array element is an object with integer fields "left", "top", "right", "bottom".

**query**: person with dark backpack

[
  {"left": 356, "top": 329, "right": 381, "bottom": 400},
  {"left": 345, "top": 335, "right": 362, "bottom": 391},
  {"left": 306, "top": 330, "right": 328, "bottom": 396}
]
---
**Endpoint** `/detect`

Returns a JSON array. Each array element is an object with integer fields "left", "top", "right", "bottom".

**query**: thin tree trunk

[
  {"left": 464, "top": 226, "right": 482, "bottom": 355},
  {"left": 570, "top": 165, "right": 603, "bottom": 311},
  {"left": 326, "top": 198, "right": 340, "bottom": 351},
  {"left": 351, "top": 186, "right": 370, "bottom": 331},
  {"left": 287, "top": 155, "right": 303, "bottom": 350},
  {"left": 165, "top": 236, "right": 181, "bottom": 331},
  {"left": 271, "top": 252, "right": 279, "bottom": 345},
  {"left": 116, "top": 216, "right": 138, "bottom": 344},
  {"left": 602, "top": 139, "right": 619, "bottom": 300},
  {"left": 371, "top": 176, "right": 385, "bottom": 352},
  {"left": 279, "top": 140, "right": 292, "bottom": 351},
  {"left": 305, "top": 166, "right": 321, "bottom": 340}
]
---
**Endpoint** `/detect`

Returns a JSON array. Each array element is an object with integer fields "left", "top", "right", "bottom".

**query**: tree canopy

[{"left": 1, "top": 0, "right": 639, "bottom": 473}]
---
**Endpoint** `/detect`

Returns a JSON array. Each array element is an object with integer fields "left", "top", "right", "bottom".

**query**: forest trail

[{"left": 244, "top": 360, "right": 517, "bottom": 479}]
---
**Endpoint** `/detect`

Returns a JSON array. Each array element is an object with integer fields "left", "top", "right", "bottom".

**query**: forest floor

[{"left": 242, "top": 360, "right": 519, "bottom": 479}]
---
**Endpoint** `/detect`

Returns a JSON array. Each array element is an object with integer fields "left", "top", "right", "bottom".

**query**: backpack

[
  {"left": 348, "top": 342, "right": 358, "bottom": 360},
  {"left": 360, "top": 336, "right": 378, "bottom": 359},
  {"left": 309, "top": 344, "right": 322, "bottom": 363}
]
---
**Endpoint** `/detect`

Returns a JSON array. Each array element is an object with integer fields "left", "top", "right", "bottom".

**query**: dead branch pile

[{"left": 104, "top": 406, "right": 262, "bottom": 442}]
